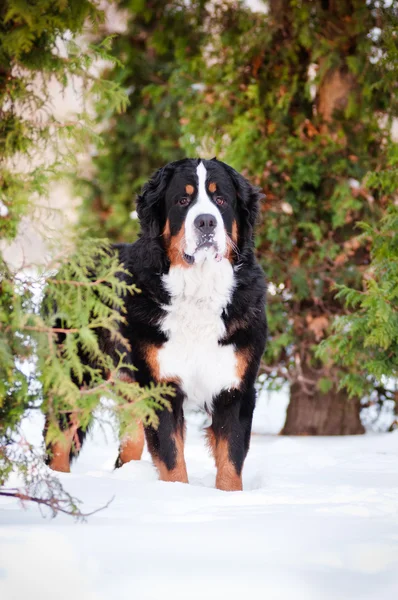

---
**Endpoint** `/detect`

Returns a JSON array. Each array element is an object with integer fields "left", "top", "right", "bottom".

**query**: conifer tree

[
  {"left": 0, "top": 0, "right": 169, "bottom": 515},
  {"left": 319, "top": 205, "right": 398, "bottom": 427}
]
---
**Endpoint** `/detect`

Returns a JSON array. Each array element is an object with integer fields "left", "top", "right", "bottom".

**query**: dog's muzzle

[{"left": 183, "top": 213, "right": 222, "bottom": 265}]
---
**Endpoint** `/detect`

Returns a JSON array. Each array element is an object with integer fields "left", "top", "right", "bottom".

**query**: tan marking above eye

[
  {"left": 209, "top": 182, "right": 217, "bottom": 193},
  {"left": 185, "top": 184, "right": 194, "bottom": 195}
]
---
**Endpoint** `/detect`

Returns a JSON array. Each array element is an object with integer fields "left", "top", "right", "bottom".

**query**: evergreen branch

[{"left": 47, "top": 276, "right": 112, "bottom": 288}]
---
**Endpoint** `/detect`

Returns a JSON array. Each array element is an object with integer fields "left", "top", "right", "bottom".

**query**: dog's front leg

[
  {"left": 145, "top": 384, "right": 188, "bottom": 483},
  {"left": 208, "top": 387, "right": 256, "bottom": 491}
]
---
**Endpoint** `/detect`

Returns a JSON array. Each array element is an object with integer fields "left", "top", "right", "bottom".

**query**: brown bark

[
  {"left": 282, "top": 374, "right": 364, "bottom": 436},
  {"left": 317, "top": 66, "right": 357, "bottom": 123},
  {"left": 269, "top": 0, "right": 290, "bottom": 24},
  {"left": 270, "top": 1, "right": 364, "bottom": 436},
  {"left": 316, "top": 2, "right": 359, "bottom": 124}
]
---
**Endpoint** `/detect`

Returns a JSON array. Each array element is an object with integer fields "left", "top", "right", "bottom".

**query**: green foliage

[
  {"left": 0, "top": 1, "right": 103, "bottom": 501},
  {"left": 39, "top": 240, "right": 172, "bottom": 448},
  {"left": 0, "top": 1, "right": 168, "bottom": 515},
  {"left": 0, "top": 260, "right": 32, "bottom": 438},
  {"left": 77, "top": 0, "right": 206, "bottom": 241},
  {"left": 171, "top": 0, "right": 398, "bottom": 411},
  {"left": 0, "top": 237, "right": 173, "bottom": 498},
  {"left": 0, "top": 0, "right": 127, "bottom": 243},
  {"left": 72, "top": 1, "right": 398, "bottom": 427},
  {"left": 318, "top": 207, "right": 398, "bottom": 401}
]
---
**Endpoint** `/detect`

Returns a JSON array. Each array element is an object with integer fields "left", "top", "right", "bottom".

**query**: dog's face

[
  {"left": 137, "top": 158, "right": 261, "bottom": 266},
  {"left": 164, "top": 160, "right": 238, "bottom": 265}
]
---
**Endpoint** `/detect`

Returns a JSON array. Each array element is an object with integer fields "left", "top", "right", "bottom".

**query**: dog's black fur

[{"left": 45, "top": 158, "right": 267, "bottom": 490}]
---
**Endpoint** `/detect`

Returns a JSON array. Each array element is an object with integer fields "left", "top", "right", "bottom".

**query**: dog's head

[{"left": 137, "top": 158, "right": 261, "bottom": 267}]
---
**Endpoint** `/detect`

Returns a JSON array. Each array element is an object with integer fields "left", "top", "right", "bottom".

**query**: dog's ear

[
  {"left": 136, "top": 164, "right": 174, "bottom": 237},
  {"left": 220, "top": 162, "right": 264, "bottom": 244}
]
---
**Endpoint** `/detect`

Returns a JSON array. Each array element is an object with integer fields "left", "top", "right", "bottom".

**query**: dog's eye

[
  {"left": 179, "top": 197, "right": 191, "bottom": 207},
  {"left": 215, "top": 196, "right": 226, "bottom": 206}
]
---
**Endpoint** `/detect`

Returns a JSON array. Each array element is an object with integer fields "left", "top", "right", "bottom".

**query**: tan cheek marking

[
  {"left": 163, "top": 218, "right": 171, "bottom": 239},
  {"left": 209, "top": 182, "right": 217, "bottom": 193},
  {"left": 167, "top": 222, "right": 190, "bottom": 268},
  {"left": 226, "top": 220, "right": 239, "bottom": 262},
  {"left": 153, "top": 430, "right": 188, "bottom": 483},
  {"left": 185, "top": 184, "right": 194, "bottom": 195},
  {"left": 164, "top": 218, "right": 189, "bottom": 268}
]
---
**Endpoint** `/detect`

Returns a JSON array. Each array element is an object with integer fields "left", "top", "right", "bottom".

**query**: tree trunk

[
  {"left": 282, "top": 375, "right": 365, "bottom": 436},
  {"left": 317, "top": 65, "right": 357, "bottom": 123},
  {"left": 281, "top": 5, "right": 362, "bottom": 436}
]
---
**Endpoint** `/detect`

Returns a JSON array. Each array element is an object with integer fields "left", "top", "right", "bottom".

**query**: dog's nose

[{"left": 194, "top": 214, "right": 216, "bottom": 235}]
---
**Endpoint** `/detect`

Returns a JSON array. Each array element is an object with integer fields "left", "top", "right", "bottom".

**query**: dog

[{"left": 45, "top": 158, "right": 267, "bottom": 491}]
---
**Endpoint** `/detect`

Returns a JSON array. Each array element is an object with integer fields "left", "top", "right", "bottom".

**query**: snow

[{"left": 1, "top": 393, "right": 398, "bottom": 600}]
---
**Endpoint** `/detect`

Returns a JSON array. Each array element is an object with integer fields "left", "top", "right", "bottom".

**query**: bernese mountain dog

[{"left": 46, "top": 158, "right": 267, "bottom": 491}]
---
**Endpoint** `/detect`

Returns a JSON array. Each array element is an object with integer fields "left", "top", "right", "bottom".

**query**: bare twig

[
  {"left": 0, "top": 488, "right": 114, "bottom": 519},
  {"left": 259, "top": 360, "right": 293, "bottom": 382}
]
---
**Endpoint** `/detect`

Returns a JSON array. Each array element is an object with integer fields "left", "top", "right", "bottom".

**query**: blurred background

[
  {"left": 2, "top": 4, "right": 398, "bottom": 596},
  {"left": 2, "top": 0, "right": 397, "bottom": 436}
]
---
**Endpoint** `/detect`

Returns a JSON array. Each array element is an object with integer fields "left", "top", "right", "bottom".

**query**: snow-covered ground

[{"left": 1, "top": 391, "right": 398, "bottom": 600}]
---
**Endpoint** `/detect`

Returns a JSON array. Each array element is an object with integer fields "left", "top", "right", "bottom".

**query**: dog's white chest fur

[{"left": 158, "top": 258, "right": 239, "bottom": 411}]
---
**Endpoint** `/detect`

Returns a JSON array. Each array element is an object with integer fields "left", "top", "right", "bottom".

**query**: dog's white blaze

[
  {"left": 158, "top": 258, "right": 239, "bottom": 412},
  {"left": 184, "top": 161, "right": 226, "bottom": 258}
]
